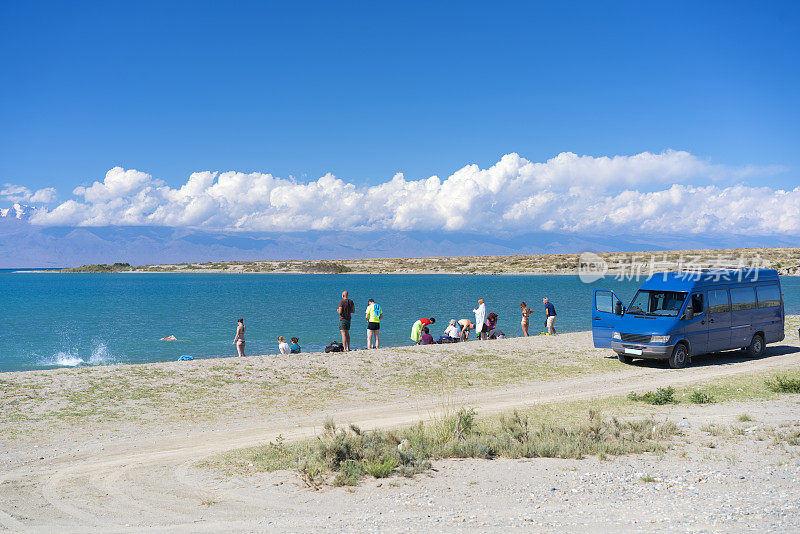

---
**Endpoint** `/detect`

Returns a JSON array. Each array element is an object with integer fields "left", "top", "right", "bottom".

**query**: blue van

[{"left": 592, "top": 269, "right": 785, "bottom": 368}]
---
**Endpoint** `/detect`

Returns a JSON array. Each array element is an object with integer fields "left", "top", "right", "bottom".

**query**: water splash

[
  {"left": 38, "top": 341, "right": 117, "bottom": 368},
  {"left": 41, "top": 351, "right": 85, "bottom": 367}
]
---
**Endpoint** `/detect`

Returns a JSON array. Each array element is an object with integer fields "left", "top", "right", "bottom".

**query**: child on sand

[
  {"left": 420, "top": 327, "right": 434, "bottom": 345},
  {"left": 289, "top": 337, "right": 301, "bottom": 354},
  {"left": 278, "top": 336, "right": 290, "bottom": 354}
]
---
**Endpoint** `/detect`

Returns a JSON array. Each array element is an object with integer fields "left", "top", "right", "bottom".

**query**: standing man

[
  {"left": 337, "top": 290, "right": 355, "bottom": 351},
  {"left": 543, "top": 296, "right": 557, "bottom": 335},
  {"left": 365, "top": 298, "right": 382, "bottom": 349},
  {"left": 473, "top": 298, "right": 487, "bottom": 340}
]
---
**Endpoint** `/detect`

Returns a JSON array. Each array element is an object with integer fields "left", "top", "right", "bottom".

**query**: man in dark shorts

[{"left": 337, "top": 290, "right": 355, "bottom": 351}]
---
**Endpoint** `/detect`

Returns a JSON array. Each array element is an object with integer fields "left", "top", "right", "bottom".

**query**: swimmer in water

[{"left": 160, "top": 334, "right": 178, "bottom": 341}]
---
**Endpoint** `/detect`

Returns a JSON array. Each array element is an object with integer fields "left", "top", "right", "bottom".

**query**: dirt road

[{"left": 1, "top": 333, "right": 799, "bottom": 532}]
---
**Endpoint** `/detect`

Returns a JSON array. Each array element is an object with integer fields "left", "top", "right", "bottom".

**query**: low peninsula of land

[{"left": 58, "top": 246, "right": 800, "bottom": 275}]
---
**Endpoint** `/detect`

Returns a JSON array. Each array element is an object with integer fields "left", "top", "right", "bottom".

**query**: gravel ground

[{"left": 193, "top": 398, "right": 800, "bottom": 533}]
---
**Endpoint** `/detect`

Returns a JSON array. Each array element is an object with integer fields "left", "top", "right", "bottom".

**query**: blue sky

[{"left": 1, "top": 0, "right": 799, "bottom": 192}]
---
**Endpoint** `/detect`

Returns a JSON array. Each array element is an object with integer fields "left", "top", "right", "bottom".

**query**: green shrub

[
  {"left": 245, "top": 409, "right": 679, "bottom": 487},
  {"left": 627, "top": 386, "right": 678, "bottom": 405},
  {"left": 766, "top": 375, "right": 800, "bottom": 394},
  {"left": 364, "top": 456, "right": 399, "bottom": 478},
  {"left": 689, "top": 390, "right": 715, "bottom": 404}
]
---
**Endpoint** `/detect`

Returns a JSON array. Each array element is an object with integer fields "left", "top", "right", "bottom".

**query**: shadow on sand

[{"left": 604, "top": 343, "right": 800, "bottom": 369}]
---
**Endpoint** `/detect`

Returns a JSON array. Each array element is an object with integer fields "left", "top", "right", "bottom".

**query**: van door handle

[
  {"left": 700, "top": 320, "right": 705, "bottom": 324},
  {"left": 593, "top": 317, "right": 601, "bottom": 321},
  {"left": 708, "top": 319, "right": 714, "bottom": 323}
]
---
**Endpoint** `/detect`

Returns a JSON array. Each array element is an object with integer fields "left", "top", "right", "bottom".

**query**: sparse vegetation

[
  {"left": 63, "top": 262, "right": 132, "bottom": 273},
  {"left": 56, "top": 246, "right": 800, "bottom": 274},
  {"left": 305, "top": 261, "right": 353, "bottom": 274},
  {"left": 738, "top": 414, "right": 754, "bottom": 422},
  {"left": 689, "top": 390, "right": 715, "bottom": 404},
  {"left": 211, "top": 408, "right": 679, "bottom": 487},
  {"left": 628, "top": 387, "right": 678, "bottom": 405},
  {"left": 766, "top": 375, "right": 800, "bottom": 394}
]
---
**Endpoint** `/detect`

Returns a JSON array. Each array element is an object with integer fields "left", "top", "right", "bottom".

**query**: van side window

[
  {"left": 708, "top": 289, "right": 730, "bottom": 313},
  {"left": 690, "top": 293, "right": 704, "bottom": 315},
  {"left": 595, "top": 290, "right": 613, "bottom": 313},
  {"left": 756, "top": 285, "right": 781, "bottom": 308},
  {"left": 730, "top": 287, "right": 756, "bottom": 311}
]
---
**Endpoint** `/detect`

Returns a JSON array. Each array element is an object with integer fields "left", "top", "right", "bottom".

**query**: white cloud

[
  {"left": 1, "top": 183, "right": 57, "bottom": 204},
  {"left": 24, "top": 151, "right": 799, "bottom": 236}
]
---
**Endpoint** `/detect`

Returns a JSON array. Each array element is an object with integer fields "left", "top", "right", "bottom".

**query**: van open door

[{"left": 593, "top": 289, "right": 623, "bottom": 348}]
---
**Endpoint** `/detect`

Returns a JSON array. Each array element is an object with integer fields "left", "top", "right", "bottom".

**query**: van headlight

[
  {"left": 651, "top": 335, "right": 670, "bottom": 344},
  {"left": 612, "top": 331, "right": 621, "bottom": 340}
]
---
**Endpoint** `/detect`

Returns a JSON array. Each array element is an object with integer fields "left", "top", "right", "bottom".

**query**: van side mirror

[
  {"left": 683, "top": 307, "right": 694, "bottom": 320},
  {"left": 614, "top": 301, "right": 623, "bottom": 315}
]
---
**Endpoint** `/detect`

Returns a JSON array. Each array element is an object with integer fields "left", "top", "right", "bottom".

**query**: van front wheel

[
  {"left": 669, "top": 344, "right": 688, "bottom": 369},
  {"left": 746, "top": 334, "right": 764, "bottom": 358}
]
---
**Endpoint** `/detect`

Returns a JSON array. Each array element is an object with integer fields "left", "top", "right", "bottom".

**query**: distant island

[{"left": 59, "top": 247, "right": 800, "bottom": 276}]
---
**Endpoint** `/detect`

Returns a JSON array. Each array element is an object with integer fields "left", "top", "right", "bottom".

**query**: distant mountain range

[
  {"left": 1, "top": 203, "right": 798, "bottom": 268},
  {"left": 0, "top": 203, "right": 34, "bottom": 220}
]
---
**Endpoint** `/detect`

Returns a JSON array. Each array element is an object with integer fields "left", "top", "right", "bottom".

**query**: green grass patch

[
  {"left": 627, "top": 386, "right": 678, "bottom": 405},
  {"left": 766, "top": 375, "right": 800, "bottom": 394},
  {"left": 688, "top": 390, "right": 715, "bottom": 404}
]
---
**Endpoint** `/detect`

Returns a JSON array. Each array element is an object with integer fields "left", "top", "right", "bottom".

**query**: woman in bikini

[
  {"left": 520, "top": 302, "right": 533, "bottom": 337},
  {"left": 233, "top": 318, "right": 245, "bottom": 357}
]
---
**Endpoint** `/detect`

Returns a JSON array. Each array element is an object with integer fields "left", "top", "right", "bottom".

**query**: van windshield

[{"left": 627, "top": 290, "right": 688, "bottom": 317}]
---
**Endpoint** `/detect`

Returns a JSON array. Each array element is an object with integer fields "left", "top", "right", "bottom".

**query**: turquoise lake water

[{"left": 1, "top": 273, "right": 798, "bottom": 372}]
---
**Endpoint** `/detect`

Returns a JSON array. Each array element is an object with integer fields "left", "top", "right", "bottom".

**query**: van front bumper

[{"left": 611, "top": 341, "right": 674, "bottom": 360}]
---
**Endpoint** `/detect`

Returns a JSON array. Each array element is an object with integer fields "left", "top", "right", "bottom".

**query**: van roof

[{"left": 639, "top": 268, "right": 779, "bottom": 291}]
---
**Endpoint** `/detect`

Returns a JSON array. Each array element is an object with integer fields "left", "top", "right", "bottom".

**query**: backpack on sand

[{"left": 325, "top": 341, "right": 344, "bottom": 353}]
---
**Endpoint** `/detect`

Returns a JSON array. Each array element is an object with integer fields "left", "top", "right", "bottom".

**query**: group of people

[
  {"left": 231, "top": 291, "right": 557, "bottom": 356},
  {"left": 410, "top": 296, "right": 557, "bottom": 345},
  {"left": 233, "top": 318, "right": 301, "bottom": 356}
]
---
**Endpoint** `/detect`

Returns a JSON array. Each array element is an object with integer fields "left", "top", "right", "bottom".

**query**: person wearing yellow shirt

[{"left": 365, "top": 298, "right": 383, "bottom": 349}]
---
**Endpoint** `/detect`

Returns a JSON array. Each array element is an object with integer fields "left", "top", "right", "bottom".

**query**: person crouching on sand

[
  {"left": 278, "top": 336, "right": 290, "bottom": 355},
  {"left": 420, "top": 326, "right": 434, "bottom": 345},
  {"left": 410, "top": 317, "right": 435, "bottom": 344},
  {"left": 458, "top": 318, "right": 475, "bottom": 341},
  {"left": 233, "top": 318, "right": 245, "bottom": 357},
  {"left": 290, "top": 337, "right": 301, "bottom": 354}
]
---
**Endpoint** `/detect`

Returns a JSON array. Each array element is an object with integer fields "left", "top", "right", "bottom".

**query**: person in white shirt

[
  {"left": 473, "top": 298, "right": 487, "bottom": 340},
  {"left": 444, "top": 319, "right": 460, "bottom": 340},
  {"left": 278, "top": 336, "right": 290, "bottom": 355}
]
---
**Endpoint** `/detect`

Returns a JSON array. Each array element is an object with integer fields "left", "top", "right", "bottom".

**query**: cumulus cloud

[
  {"left": 1, "top": 183, "right": 57, "bottom": 204},
  {"left": 24, "top": 151, "right": 799, "bottom": 236}
]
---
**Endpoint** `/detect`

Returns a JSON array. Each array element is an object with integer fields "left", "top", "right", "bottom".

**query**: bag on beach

[
  {"left": 324, "top": 341, "right": 344, "bottom": 353},
  {"left": 436, "top": 336, "right": 458, "bottom": 344}
]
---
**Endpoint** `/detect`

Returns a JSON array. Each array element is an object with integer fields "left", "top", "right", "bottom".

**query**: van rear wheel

[
  {"left": 618, "top": 353, "right": 633, "bottom": 364},
  {"left": 669, "top": 344, "right": 688, "bottom": 369},
  {"left": 746, "top": 334, "right": 764, "bottom": 358}
]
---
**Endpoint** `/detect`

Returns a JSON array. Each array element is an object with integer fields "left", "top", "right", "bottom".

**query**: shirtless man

[{"left": 458, "top": 318, "right": 475, "bottom": 341}]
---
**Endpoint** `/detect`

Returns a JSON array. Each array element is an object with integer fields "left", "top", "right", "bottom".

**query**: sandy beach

[{"left": 2, "top": 319, "right": 800, "bottom": 532}]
